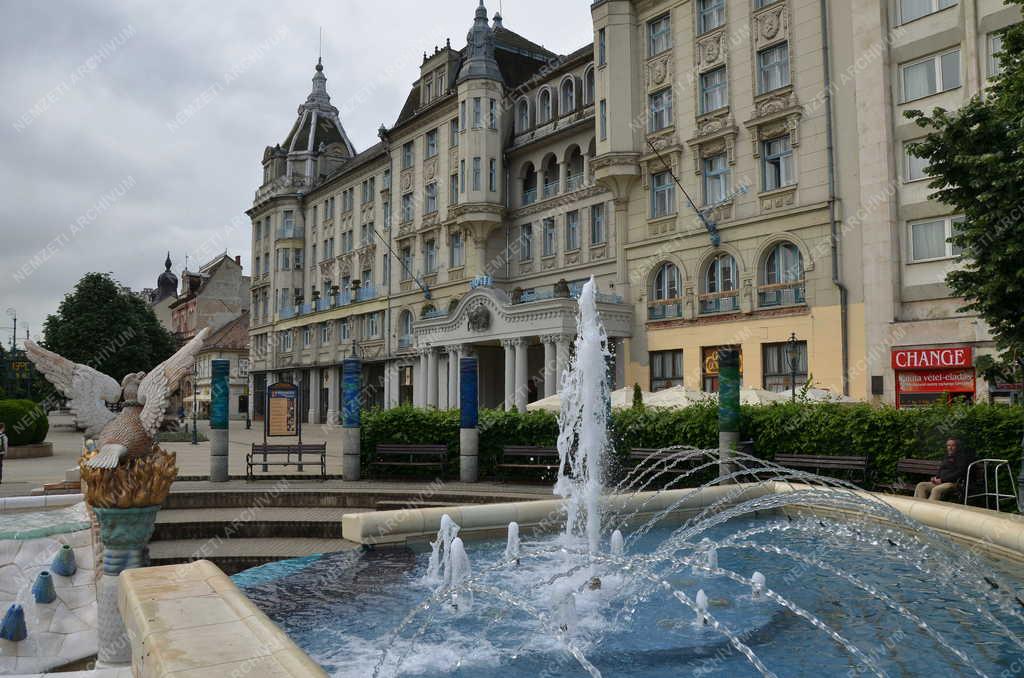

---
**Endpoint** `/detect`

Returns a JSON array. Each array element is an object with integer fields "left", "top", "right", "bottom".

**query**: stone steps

[{"left": 148, "top": 537, "right": 359, "bottom": 575}]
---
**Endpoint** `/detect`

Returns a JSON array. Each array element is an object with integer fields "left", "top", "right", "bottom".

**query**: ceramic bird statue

[{"left": 25, "top": 328, "right": 209, "bottom": 469}]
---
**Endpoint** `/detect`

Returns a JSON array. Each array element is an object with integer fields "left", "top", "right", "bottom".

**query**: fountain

[{"left": 235, "top": 277, "right": 1024, "bottom": 677}]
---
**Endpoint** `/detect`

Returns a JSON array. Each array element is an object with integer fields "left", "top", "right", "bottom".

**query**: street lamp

[
  {"left": 191, "top": 360, "right": 198, "bottom": 445},
  {"left": 785, "top": 332, "right": 800, "bottom": 401}
]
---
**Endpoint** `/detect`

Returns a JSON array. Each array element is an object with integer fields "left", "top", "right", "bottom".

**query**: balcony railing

[
  {"left": 279, "top": 306, "right": 296, "bottom": 320},
  {"left": 757, "top": 281, "right": 806, "bottom": 308},
  {"left": 647, "top": 299, "right": 684, "bottom": 320},
  {"left": 522, "top": 187, "right": 537, "bottom": 205},
  {"left": 542, "top": 180, "right": 559, "bottom": 199},
  {"left": 699, "top": 292, "right": 739, "bottom": 314},
  {"left": 566, "top": 174, "right": 584, "bottom": 192},
  {"left": 422, "top": 308, "right": 449, "bottom": 319},
  {"left": 276, "top": 225, "right": 301, "bottom": 239},
  {"left": 514, "top": 284, "right": 624, "bottom": 305},
  {"left": 398, "top": 335, "right": 413, "bottom": 349}
]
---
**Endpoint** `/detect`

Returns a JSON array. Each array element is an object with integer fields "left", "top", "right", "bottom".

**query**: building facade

[
  {"left": 247, "top": 0, "right": 1019, "bottom": 420},
  {"left": 181, "top": 313, "right": 251, "bottom": 420}
]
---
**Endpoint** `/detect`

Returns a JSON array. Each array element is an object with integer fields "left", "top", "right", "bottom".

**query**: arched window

[
  {"left": 584, "top": 67, "right": 595, "bottom": 105},
  {"left": 398, "top": 310, "right": 413, "bottom": 347},
  {"left": 760, "top": 241, "right": 805, "bottom": 307},
  {"left": 539, "top": 89, "right": 552, "bottom": 123},
  {"left": 652, "top": 262, "right": 681, "bottom": 300},
  {"left": 561, "top": 78, "right": 575, "bottom": 114},
  {"left": 517, "top": 99, "right": 530, "bottom": 132},
  {"left": 701, "top": 253, "right": 738, "bottom": 313}
]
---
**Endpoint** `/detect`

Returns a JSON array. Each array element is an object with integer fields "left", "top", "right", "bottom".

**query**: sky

[{"left": 0, "top": 0, "right": 594, "bottom": 348}]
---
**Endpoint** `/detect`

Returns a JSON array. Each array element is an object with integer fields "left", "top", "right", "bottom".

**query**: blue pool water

[{"left": 235, "top": 516, "right": 1024, "bottom": 677}]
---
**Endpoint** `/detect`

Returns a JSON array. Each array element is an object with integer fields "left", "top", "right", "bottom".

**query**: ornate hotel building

[{"left": 247, "top": 0, "right": 1019, "bottom": 420}]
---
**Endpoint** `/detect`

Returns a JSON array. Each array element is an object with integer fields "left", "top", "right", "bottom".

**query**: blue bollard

[
  {"left": 32, "top": 571, "right": 56, "bottom": 604},
  {"left": 51, "top": 544, "right": 77, "bottom": 577},
  {"left": 0, "top": 604, "right": 27, "bottom": 641}
]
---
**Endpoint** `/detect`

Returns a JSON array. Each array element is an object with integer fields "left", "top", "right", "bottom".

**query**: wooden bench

[
  {"left": 626, "top": 448, "right": 708, "bottom": 481},
  {"left": 247, "top": 443, "right": 327, "bottom": 481},
  {"left": 498, "top": 445, "right": 561, "bottom": 482},
  {"left": 371, "top": 443, "right": 448, "bottom": 479},
  {"left": 772, "top": 453, "right": 869, "bottom": 484},
  {"left": 876, "top": 458, "right": 942, "bottom": 494}
]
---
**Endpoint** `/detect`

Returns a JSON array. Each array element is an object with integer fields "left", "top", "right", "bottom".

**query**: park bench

[
  {"left": 625, "top": 448, "right": 708, "bottom": 485},
  {"left": 371, "top": 443, "right": 448, "bottom": 479},
  {"left": 247, "top": 442, "right": 327, "bottom": 481},
  {"left": 876, "top": 458, "right": 942, "bottom": 495},
  {"left": 772, "top": 453, "right": 869, "bottom": 484},
  {"left": 498, "top": 445, "right": 561, "bottom": 482}
]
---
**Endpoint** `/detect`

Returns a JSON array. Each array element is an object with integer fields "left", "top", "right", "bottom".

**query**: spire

[
  {"left": 164, "top": 251, "right": 172, "bottom": 272},
  {"left": 457, "top": 0, "right": 502, "bottom": 84},
  {"left": 307, "top": 58, "right": 330, "bottom": 106},
  {"left": 492, "top": 11, "right": 503, "bottom": 29}
]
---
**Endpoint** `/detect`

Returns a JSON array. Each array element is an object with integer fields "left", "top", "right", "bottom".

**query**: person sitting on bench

[{"left": 914, "top": 438, "right": 972, "bottom": 501}]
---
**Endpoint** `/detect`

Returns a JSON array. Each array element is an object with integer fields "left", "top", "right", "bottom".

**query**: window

[
  {"left": 584, "top": 67, "right": 595, "bottom": 105},
  {"left": 598, "top": 28, "right": 606, "bottom": 66},
  {"left": 280, "top": 330, "right": 292, "bottom": 352},
  {"left": 382, "top": 254, "right": 390, "bottom": 284},
  {"left": 279, "top": 248, "right": 290, "bottom": 270},
  {"left": 450, "top": 231, "right": 464, "bottom": 267},
  {"left": 424, "top": 239, "right": 437, "bottom": 273},
  {"left": 539, "top": 89, "right": 552, "bottom": 123},
  {"left": 763, "top": 341, "right": 808, "bottom": 392},
  {"left": 339, "top": 318, "right": 350, "bottom": 341},
  {"left": 488, "top": 159, "right": 497, "bottom": 192},
  {"left": 459, "top": 101, "right": 467, "bottom": 130},
  {"left": 489, "top": 98, "right": 497, "bottom": 129},
  {"left": 302, "top": 326, "right": 312, "bottom": 347},
  {"left": 703, "top": 253, "right": 738, "bottom": 313},
  {"left": 700, "top": 67, "right": 727, "bottom": 113},
  {"left": 382, "top": 169, "right": 391, "bottom": 189},
  {"left": 648, "top": 14, "right": 671, "bottom": 56},
  {"left": 426, "top": 129, "right": 438, "bottom": 158},
  {"left": 238, "top": 358, "right": 249, "bottom": 378},
  {"left": 703, "top": 153, "right": 730, "bottom": 205},
  {"left": 254, "top": 221, "right": 261, "bottom": 240},
  {"left": 590, "top": 203, "right": 606, "bottom": 244},
  {"left": 757, "top": 42, "right": 790, "bottom": 94},
  {"left": 762, "top": 136, "right": 794, "bottom": 191},
  {"left": 650, "top": 170, "right": 676, "bottom": 218},
  {"left": 755, "top": 0, "right": 781, "bottom": 7},
  {"left": 425, "top": 182, "right": 438, "bottom": 213},
  {"left": 519, "top": 224, "right": 533, "bottom": 261},
  {"left": 383, "top": 200, "right": 391, "bottom": 229},
  {"left": 401, "top": 192, "right": 414, "bottom": 222},
  {"left": 989, "top": 32, "right": 1005, "bottom": 76},
  {"left": 650, "top": 350, "right": 684, "bottom": 391},
  {"left": 449, "top": 173, "right": 459, "bottom": 205},
  {"left": 899, "top": 0, "right": 957, "bottom": 24},
  {"left": 424, "top": 75, "right": 433, "bottom": 101},
  {"left": 599, "top": 100, "right": 607, "bottom": 140},
  {"left": 449, "top": 118, "right": 459, "bottom": 147},
  {"left": 401, "top": 246, "right": 413, "bottom": 280},
  {"left": 565, "top": 210, "right": 580, "bottom": 250},
  {"left": 460, "top": 159, "right": 466, "bottom": 193},
  {"left": 561, "top": 78, "right": 575, "bottom": 113},
  {"left": 648, "top": 88, "right": 673, "bottom": 131},
  {"left": 362, "top": 267, "right": 372, "bottom": 288},
  {"left": 472, "top": 157, "right": 481, "bottom": 191},
  {"left": 342, "top": 231, "right": 353, "bottom": 253},
  {"left": 904, "top": 140, "right": 929, "bottom": 182},
  {"left": 762, "top": 241, "right": 804, "bottom": 285},
  {"left": 542, "top": 217, "right": 556, "bottom": 256},
  {"left": 367, "top": 312, "right": 381, "bottom": 338},
  {"left": 652, "top": 262, "right": 681, "bottom": 300},
  {"left": 472, "top": 97, "right": 482, "bottom": 128},
  {"left": 399, "top": 365, "right": 414, "bottom": 404},
  {"left": 361, "top": 223, "right": 373, "bottom": 247},
  {"left": 910, "top": 216, "right": 964, "bottom": 261},
  {"left": 402, "top": 141, "right": 414, "bottom": 169},
  {"left": 901, "top": 49, "right": 960, "bottom": 102},
  {"left": 517, "top": 99, "right": 529, "bottom": 132},
  {"left": 698, "top": 0, "right": 724, "bottom": 34},
  {"left": 294, "top": 248, "right": 304, "bottom": 268},
  {"left": 320, "top": 322, "right": 331, "bottom": 344}
]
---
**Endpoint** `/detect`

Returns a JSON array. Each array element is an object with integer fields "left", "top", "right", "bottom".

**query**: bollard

[
  {"left": 717, "top": 348, "right": 740, "bottom": 481},
  {"left": 209, "top": 359, "right": 230, "bottom": 482},
  {"left": 341, "top": 357, "right": 362, "bottom": 481},
  {"left": 460, "top": 357, "right": 479, "bottom": 483}
]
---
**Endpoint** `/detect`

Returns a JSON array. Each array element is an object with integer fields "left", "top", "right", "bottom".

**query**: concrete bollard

[
  {"left": 460, "top": 357, "right": 479, "bottom": 483},
  {"left": 341, "top": 357, "right": 362, "bottom": 481},
  {"left": 209, "top": 359, "right": 230, "bottom": 482}
]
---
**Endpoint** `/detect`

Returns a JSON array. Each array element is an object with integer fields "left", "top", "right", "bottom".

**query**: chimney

[{"left": 235, "top": 255, "right": 241, "bottom": 265}]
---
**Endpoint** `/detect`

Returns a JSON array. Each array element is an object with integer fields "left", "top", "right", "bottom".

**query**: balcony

[
  {"left": 513, "top": 284, "right": 623, "bottom": 305},
  {"left": 566, "top": 174, "right": 584, "bottom": 192},
  {"left": 279, "top": 306, "right": 296, "bottom": 320},
  {"left": 758, "top": 281, "right": 806, "bottom": 308},
  {"left": 699, "top": 292, "right": 739, "bottom": 315},
  {"left": 647, "top": 299, "right": 684, "bottom": 320},
  {"left": 522, "top": 187, "right": 537, "bottom": 206},
  {"left": 542, "top": 180, "right": 559, "bottom": 199},
  {"left": 422, "top": 307, "right": 448, "bottom": 320},
  {"left": 276, "top": 225, "right": 302, "bottom": 239},
  {"left": 398, "top": 335, "right": 413, "bottom": 349}
]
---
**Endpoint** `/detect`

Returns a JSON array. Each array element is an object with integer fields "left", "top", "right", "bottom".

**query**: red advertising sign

[
  {"left": 897, "top": 369, "right": 975, "bottom": 394},
  {"left": 891, "top": 347, "right": 972, "bottom": 370}
]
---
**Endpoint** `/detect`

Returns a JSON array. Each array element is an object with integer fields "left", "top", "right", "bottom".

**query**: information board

[{"left": 266, "top": 382, "right": 299, "bottom": 437}]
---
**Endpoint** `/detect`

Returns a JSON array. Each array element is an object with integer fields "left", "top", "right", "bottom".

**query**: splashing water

[
  {"left": 505, "top": 522, "right": 520, "bottom": 562},
  {"left": 425, "top": 514, "right": 460, "bottom": 586}
]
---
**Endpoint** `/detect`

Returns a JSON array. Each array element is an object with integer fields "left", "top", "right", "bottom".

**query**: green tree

[
  {"left": 42, "top": 273, "right": 176, "bottom": 381},
  {"left": 905, "top": 8, "right": 1024, "bottom": 376}
]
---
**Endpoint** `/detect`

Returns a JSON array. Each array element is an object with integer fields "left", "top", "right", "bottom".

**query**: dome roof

[
  {"left": 155, "top": 252, "right": 178, "bottom": 302},
  {"left": 281, "top": 59, "right": 356, "bottom": 157}
]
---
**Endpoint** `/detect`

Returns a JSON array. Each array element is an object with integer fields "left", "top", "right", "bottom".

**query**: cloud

[{"left": 0, "top": 0, "right": 592, "bottom": 344}]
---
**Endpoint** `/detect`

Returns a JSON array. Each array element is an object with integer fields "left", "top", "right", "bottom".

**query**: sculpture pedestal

[{"left": 93, "top": 505, "right": 161, "bottom": 666}]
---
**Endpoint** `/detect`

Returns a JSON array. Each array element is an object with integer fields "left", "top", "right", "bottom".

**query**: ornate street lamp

[{"left": 785, "top": 332, "right": 800, "bottom": 401}]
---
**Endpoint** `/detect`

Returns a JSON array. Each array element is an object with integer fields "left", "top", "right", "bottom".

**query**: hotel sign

[{"left": 891, "top": 347, "right": 972, "bottom": 370}]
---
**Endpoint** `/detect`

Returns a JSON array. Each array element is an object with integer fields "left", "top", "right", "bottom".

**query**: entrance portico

[{"left": 413, "top": 284, "right": 632, "bottom": 410}]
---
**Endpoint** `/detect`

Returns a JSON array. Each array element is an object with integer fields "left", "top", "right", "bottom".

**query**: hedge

[
  {"left": 0, "top": 399, "right": 49, "bottom": 446},
  {"left": 360, "top": 401, "right": 1024, "bottom": 489}
]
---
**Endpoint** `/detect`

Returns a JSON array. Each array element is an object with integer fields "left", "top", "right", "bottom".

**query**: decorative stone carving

[
  {"left": 753, "top": 4, "right": 789, "bottom": 49},
  {"left": 554, "top": 278, "right": 570, "bottom": 298},
  {"left": 467, "top": 302, "right": 491, "bottom": 331},
  {"left": 647, "top": 56, "right": 672, "bottom": 90},
  {"left": 697, "top": 32, "right": 726, "bottom": 71},
  {"left": 400, "top": 168, "right": 414, "bottom": 191},
  {"left": 565, "top": 251, "right": 580, "bottom": 265},
  {"left": 760, "top": 188, "right": 797, "bottom": 210},
  {"left": 424, "top": 157, "right": 438, "bottom": 181},
  {"left": 744, "top": 92, "right": 802, "bottom": 158}
]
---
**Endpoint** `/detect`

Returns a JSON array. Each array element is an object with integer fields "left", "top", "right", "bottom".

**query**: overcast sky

[{"left": 0, "top": 0, "right": 593, "bottom": 347}]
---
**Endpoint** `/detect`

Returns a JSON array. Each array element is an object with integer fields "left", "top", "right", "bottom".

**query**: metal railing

[
  {"left": 757, "top": 282, "right": 806, "bottom": 308},
  {"left": 566, "top": 174, "right": 584, "bottom": 192},
  {"left": 699, "top": 293, "right": 739, "bottom": 314},
  {"left": 522, "top": 187, "right": 537, "bottom": 205},
  {"left": 647, "top": 300, "right": 684, "bottom": 320},
  {"left": 398, "top": 335, "right": 413, "bottom": 348},
  {"left": 542, "top": 180, "right": 559, "bottom": 199}
]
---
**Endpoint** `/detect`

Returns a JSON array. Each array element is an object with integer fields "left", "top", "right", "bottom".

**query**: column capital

[
  {"left": 417, "top": 346, "right": 434, "bottom": 356},
  {"left": 501, "top": 337, "right": 526, "bottom": 348},
  {"left": 539, "top": 334, "right": 561, "bottom": 345},
  {"left": 444, "top": 344, "right": 464, "bottom": 355}
]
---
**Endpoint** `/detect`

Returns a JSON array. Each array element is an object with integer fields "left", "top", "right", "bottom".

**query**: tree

[
  {"left": 905, "top": 7, "right": 1024, "bottom": 378},
  {"left": 42, "top": 273, "right": 177, "bottom": 381}
]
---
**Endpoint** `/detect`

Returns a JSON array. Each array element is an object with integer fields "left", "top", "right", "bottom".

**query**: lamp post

[
  {"left": 191, "top": 360, "right": 198, "bottom": 445},
  {"left": 785, "top": 332, "right": 800, "bottom": 401}
]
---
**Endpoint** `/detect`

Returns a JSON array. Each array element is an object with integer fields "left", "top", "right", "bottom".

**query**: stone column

[
  {"left": 416, "top": 348, "right": 429, "bottom": 407},
  {"left": 438, "top": 353, "right": 449, "bottom": 410},
  {"left": 326, "top": 365, "right": 340, "bottom": 426},
  {"left": 447, "top": 345, "right": 462, "bottom": 409},
  {"left": 558, "top": 160, "right": 568, "bottom": 193},
  {"left": 514, "top": 338, "right": 528, "bottom": 413},
  {"left": 542, "top": 335, "right": 556, "bottom": 397},
  {"left": 555, "top": 335, "right": 571, "bottom": 394},
  {"left": 307, "top": 366, "right": 321, "bottom": 424},
  {"left": 247, "top": 373, "right": 255, "bottom": 422},
  {"left": 502, "top": 339, "right": 516, "bottom": 411},
  {"left": 426, "top": 347, "right": 439, "bottom": 409}
]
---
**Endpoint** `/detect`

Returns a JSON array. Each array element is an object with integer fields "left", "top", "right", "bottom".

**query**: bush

[
  {"left": 0, "top": 399, "right": 49, "bottom": 446},
  {"left": 357, "top": 401, "right": 1024, "bottom": 489}
]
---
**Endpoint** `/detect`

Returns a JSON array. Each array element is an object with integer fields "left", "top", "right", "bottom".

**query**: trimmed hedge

[
  {"left": 360, "top": 401, "right": 1024, "bottom": 488},
  {"left": 0, "top": 399, "right": 49, "bottom": 446}
]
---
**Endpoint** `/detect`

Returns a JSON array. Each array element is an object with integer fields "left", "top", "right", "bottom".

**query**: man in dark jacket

[{"left": 915, "top": 438, "right": 973, "bottom": 501}]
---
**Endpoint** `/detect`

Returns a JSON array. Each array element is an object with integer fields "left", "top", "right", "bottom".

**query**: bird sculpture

[{"left": 25, "top": 328, "right": 210, "bottom": 469}]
